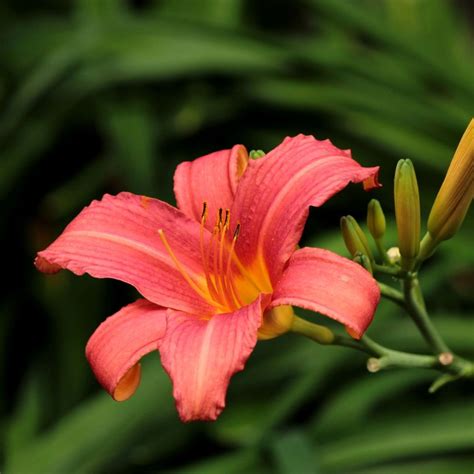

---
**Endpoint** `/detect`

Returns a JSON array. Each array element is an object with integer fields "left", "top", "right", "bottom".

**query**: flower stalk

[
  {"left": 402, "top": 275, "right": 450, "bottom": 355},
  {"left": 291, "top": 315, "right": 473, "bottom": 383}
]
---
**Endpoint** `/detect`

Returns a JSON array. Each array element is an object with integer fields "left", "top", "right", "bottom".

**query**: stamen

[
  {"left": 201, "top": 202, "right": 208, "bottom": 220},
  {"left": 217, "top": 210, "right": 235, "bottom": 308},
  {"left": 161, "top": 206, "right": 266, "bottom": 313},
  {"left": 226, "top": 223, "right": 263, "bottom": 293},
  {"left": 211, "top": 224, "right": 226, "bottom": 303},
  {"left": 225, "top": 225, "right": 244, "bottom": 308},
  {"left": 158, "top": 229, "right": 210, "bottom": 301},
  {"left": 199, "top": 202, "right": 219, "bottom": 301},
  {"left": 223, "top": 209, "right": 230, "bottom": 228},
  {"left": 233, "top": 223, "right": 241, "bottom": 239}
]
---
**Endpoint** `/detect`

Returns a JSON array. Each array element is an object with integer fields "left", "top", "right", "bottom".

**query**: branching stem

[
  {"left": 402, "top": 275, "right": 450, "bottom": 354},
  {"left": 291, "top": 316, "right": 473, "bottom": 382}
]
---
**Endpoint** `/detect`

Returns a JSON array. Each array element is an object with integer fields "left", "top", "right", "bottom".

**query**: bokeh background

[{"left": 1, "top": 0, "right": 473, "bottom": 472}]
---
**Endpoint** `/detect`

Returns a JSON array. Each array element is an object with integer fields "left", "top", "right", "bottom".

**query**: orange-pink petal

[
  {"left": 35, "top": 192, "right": 214, "bottom": 315},
  {"left": 86, "top": 299, "right": 167, "bottom": 400},
  {"left": 270, "top": 247, "right": 380, "bottom": 338},
  {"left": 173, "top": 145, "right": 248, "bottom": 231},
  {"left": 231, "top": 135, "right": 380, "bottom": 283},
  {"left": 159, "top": 297, "right": 262, "bottom": 422}
]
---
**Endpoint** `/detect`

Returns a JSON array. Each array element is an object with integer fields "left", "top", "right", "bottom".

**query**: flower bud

[
  {"left": 427, "top": 119, "right": 473, "bottom": 243},
  {"left": 249, "top": 149, "right": 266, "bottom": 159},
  {"left": 367, "top": 199, "right": 386, "bottom": 240},
  {"left": 387, "top": 246, "right": 401, "bottom": 265},
  {"left": 353, "top": 252, "right": 373, "bottom": 274},
  {"left": 394, "top": 159, "right": 420, "bottom": 270},
  {"left": 340, "top": 216, "right": 373, "bottom": 260},
  {"left": 258, "top": 305, "right": 295, "bottom": 340}
]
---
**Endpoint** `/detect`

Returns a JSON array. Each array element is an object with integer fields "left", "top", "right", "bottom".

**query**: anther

[
  {"left": 223, "top": 209, "right": 230, "bottom": 228},
  {"left": 201, "top": 202, "right": 208, "bottom": 220},
  {"left": 233, "top": 223, "right": 241, "bottom": 239}
]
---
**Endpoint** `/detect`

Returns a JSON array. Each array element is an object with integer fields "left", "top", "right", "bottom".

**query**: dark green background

[{"left": 1, "top": 0, "right": 473, "bottom": 472}]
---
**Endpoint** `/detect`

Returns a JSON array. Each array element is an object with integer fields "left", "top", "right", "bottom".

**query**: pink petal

[
  {"left": 159, "top": 297, "right": 262, "bottom": 422},
  {"left": 231, "top": 135, "right": 380, "bottom": 283},
  {"left": 35, "top": 192, "right": 214, "bottom": 315},
  {"left": 174, "top": 145, "right": 249, "bottom": 230},
  {"left": 270, "top": 247, "right": 380, "bottom": 338},
  {"left": 86, "top": 299, "right": 167, "bottom": 401}
]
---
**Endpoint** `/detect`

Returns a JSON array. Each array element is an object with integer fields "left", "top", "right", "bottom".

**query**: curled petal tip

[
  {"left": 345, "top": 325, "right": 362, "bottom": 340},
  {"left": 34, "top": 255, "right": 62, "bottom": 274},
  {"left": 363, "top": 168, "right": 381, "bottom": 190},
  {"left": 86, "top": 299, "right": 166, "bottom": 404},
  {"left": 113, "top": 363, "right": 142, "bottom": 401}
]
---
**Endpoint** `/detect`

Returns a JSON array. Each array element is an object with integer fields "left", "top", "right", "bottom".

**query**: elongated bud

[
  {"left": 367, "top": 199, "right": 386, "bottom": 240},
  {"left": 394, "top": 159, "right": 420, "bottom": 270},
  {"left": 258, "top": 305, "right": 295, "bottom": 340},
  {"left": 427, "top": 119, "right": 473, "bottom": 243},
  {"left": 340, "top": 216, "right": 373, "bottom": 260}
]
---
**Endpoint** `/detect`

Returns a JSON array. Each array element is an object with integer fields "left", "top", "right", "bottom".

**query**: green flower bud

[
  {"left": 353, "top": 252, "right": 373, "bottom": 274},
  {"left": 394, "top": 159, "right": 420, "bottom": 270},
  {"left": 367, "top": 199, "right": 386, "bottom": 240},
  {"left": 427, "top": 119, "right": 473, "bottom": 243},
  {"left": 249, "top": 149, "right": 266, "bottom": 159},
  {"left": 340, "top": 216, "right": 373, "bottom": 260}
]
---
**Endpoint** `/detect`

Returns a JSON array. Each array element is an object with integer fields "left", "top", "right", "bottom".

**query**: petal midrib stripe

[{"left": 65, "top": 230, "right": 203, "bottom": 280}]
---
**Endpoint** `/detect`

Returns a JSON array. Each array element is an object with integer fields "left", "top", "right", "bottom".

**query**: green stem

[
  {"left": 375, "top": 238, "right": 391, "bottom": 265},
  {"left": 373, "top": 263, "right": 405, "bottom": 278},
  {"left": 332, "top": 334, "right": 371, "bottom": 353},
  {"left": 378, "top": 282, "right": 404, "bottom": 306},
  {"left": 402, "top": 276, "right": 450, "bottom": 354},
  {"left": 291, "top": 317, "right": 436, "bottom": 367},
  {"left": 290, "top": 316, "right": 474, "bottom": 381},
  {"left": 361, "top": 335, "right": 437, "bottom": 370}
]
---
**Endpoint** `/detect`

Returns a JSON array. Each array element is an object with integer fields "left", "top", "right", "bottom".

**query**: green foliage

[{"left": 1, "top": 0, "right": 472, "bottom": 472}]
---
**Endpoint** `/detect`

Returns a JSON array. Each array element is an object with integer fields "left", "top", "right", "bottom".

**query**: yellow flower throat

[{"left": 158, "top": 202, "right": 272, "bottom": 314}]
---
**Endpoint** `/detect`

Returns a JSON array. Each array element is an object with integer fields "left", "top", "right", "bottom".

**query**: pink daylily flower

[{"left": 35, "top": 134, "right": 381, "bottom": 422}]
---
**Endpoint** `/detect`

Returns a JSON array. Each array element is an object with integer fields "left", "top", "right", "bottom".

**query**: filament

[
  {"left": 199, "top": 203, "right": 219, "bottom": 301},
  {"left": 158, "top": 229, "right": 210, "bottom": 302},
  {"left": 225, "top": 226, "right": 245, "bottom": 308}
]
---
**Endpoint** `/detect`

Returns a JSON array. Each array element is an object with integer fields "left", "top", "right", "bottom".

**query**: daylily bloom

[{"left": 35, "top": 134, "right": 381, "bottom": 422}]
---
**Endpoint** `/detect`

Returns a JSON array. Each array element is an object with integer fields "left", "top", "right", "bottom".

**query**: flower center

[{"left": 158, "top": 202, "right": 270, "bottom": 313}]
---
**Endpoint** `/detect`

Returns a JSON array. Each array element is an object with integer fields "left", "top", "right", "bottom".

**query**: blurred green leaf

[
  {"left": 4, "top": 360, "right": 187, "bottom": 474},
  {"left": 319, "top": 404, "right": 474, "bottom": 470},
  {"left": 4, "top": 371, "right": 44, "bottom": 462},
  {"left": 271, "top": 430, "right": 318, "bottom": 474},
  {"left": 99, "top": 98, "right": 157, "bottom": 194}
]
